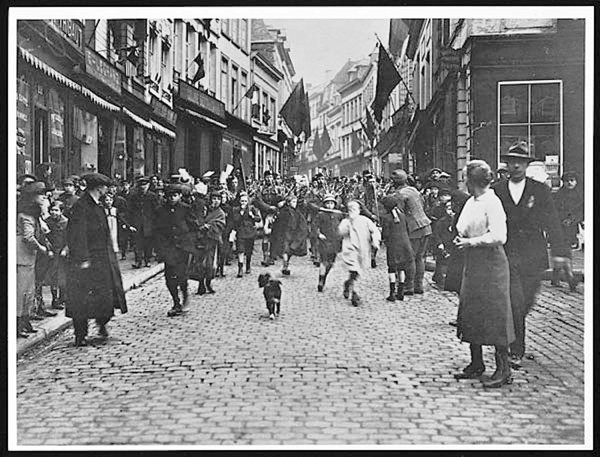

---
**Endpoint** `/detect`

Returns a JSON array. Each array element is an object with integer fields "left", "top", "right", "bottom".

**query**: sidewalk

[
  {"left": 425, "top": 248, "right": 585, "bottom": 282},
  {"left": 16, "top": 255, "right": 164, "bottom": 357}
]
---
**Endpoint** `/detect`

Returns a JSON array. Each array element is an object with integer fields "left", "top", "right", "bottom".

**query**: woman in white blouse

[{"left": 453, "top": 160, "right": 515, "bottom": 388}]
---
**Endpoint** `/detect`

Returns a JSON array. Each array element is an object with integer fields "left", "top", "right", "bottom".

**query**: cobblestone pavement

[{"left": 16, "top": 246, "right": 585, "bottom": 446}]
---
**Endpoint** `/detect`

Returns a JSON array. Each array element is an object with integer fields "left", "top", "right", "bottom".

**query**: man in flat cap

[
  {"left": 154, "top": 184, "right": 200, "bottom": 316},
  {"left": 128, "top": 177, "right": 159, "bottom": 268},
  {"left": 66, "top": 173, "right": 127, "bottom": 346},
  {"left": 492, "top": 141, "right": 570, "bottom": 366},
  {"left": 58, "top": 178, "right": 80, "bottom": 219}
]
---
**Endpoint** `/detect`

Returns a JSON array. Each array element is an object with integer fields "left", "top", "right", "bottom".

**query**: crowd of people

[{"left": 16, "top": 140, "right": 584, "bottom": 388}]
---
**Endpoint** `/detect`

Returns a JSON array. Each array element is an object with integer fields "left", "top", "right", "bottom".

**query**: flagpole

[{"left": 374, "top": 33, "right": 417, "bottom": 107}]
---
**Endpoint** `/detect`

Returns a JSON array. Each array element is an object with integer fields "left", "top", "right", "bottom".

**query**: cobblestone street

[{"left": 16, "top": 249, "right": 585, "bottom": 446}]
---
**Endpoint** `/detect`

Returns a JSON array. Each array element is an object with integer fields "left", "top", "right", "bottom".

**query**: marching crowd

[{"left": 17, "top": 140, "right": 584, "bottom": 388}]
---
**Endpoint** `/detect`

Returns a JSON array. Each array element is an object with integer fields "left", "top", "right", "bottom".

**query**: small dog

[{"left": 258, "top": 273, "right": 282, "bottom": 320}]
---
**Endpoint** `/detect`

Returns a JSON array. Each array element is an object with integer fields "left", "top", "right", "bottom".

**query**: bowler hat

[
  {"left": 500, "top": 141, "right": 537, "bottom": 163},
  {"left": 83, "top": 173, "right": 112, "bottom": 189},
  {"left": 21, "top": 181, "right": 46, "bottom": 195}
]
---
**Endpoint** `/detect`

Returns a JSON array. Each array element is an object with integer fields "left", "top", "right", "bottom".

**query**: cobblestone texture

[{"left": 16, "top": 246, "right": 585, "bottom": 445}]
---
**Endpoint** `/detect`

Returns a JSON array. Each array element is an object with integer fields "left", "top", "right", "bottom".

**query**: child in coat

[{"left": 45, "top": 201, "right": 69, "bottom": 309}]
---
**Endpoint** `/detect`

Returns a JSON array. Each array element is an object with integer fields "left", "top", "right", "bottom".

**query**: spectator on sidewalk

[
  {"left": 16, "top": 181, "right": 50, "bottom": 338},
  {"left": 44, "top": 201, "right": 69, "bottom": 311},
  {"left": 454, "top": 160, "right": 514, "bottom": 388},
  {"left": 431, "top": 199, "right": 455, "bottom": 288},
  {"left": 66, "top": 173, "right": 127, "bottom": 347},
  {"left": 492, "top": 141, "right": 571, "bottom": 367},
  {"left": 57, "top": 178, "right": 79, "bottom": 219}
]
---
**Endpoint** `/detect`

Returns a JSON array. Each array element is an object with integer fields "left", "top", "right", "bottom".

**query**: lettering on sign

[
  {"left": 85, "top": 48, "right": 122, "bottom": 95},
  {"left": 46, "top": 20, "right": 84, "bottom": 52},
  {"left": 178, "top": 80, "right": 225, "bottom": 119},
  {"left": 151, "top": 96, "right": 178, "bottom": 126}
]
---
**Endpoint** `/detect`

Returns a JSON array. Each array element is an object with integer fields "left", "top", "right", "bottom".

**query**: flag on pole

[
  {"left": 312, "top": 129, "right": 322, "bottom": 160},
  {"left": 365, "top": 108, "right": 376, "bottom": 140},
  {"left": 371, "top": 42, "right": 402, "bottom": 124},
  {"left": 302, "top": 91, "right": 311, "bottom": 139},
  {"left": 191, "top": 52, "right": 205, "bottom": 84},
  {"left": 244, "top": 83, "right": 258, "bottom": 99},
  {"left": 320, "top": 125, "right": 332, "bottom": 155},
  {"left": 280, "top": 79, "right": 309, "bottom": 137}
]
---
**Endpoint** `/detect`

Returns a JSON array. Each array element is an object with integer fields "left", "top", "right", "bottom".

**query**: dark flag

[
  {"left": 244, "top": 83, "right": 258, "bottom": 98},
  {"left": 320, "top": 125, "right": 332, "bottom": 155},
  {"left": 351, "top": 130, "right": 361, "bottom": 154},
  {"left": 312, "top": 129, "right": 322, "bottom": 160},
  {"left": 371, "top": 42, "right": 402, "bottom": 123},
  {"left": 365, "top": 108, "right": 376, "bottom": 140},
  {"left": 280, "top": 79, "right": 309, "bottom": 137},
  {"left": 191, "top": 52, "right": 205, "bottom": 84}
]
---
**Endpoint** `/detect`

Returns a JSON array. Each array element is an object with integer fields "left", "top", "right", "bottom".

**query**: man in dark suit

[
  {"left": 66, "top": 173, "right": 127, "bottom": 346},
  {"left": 127, "top": 177, "right": 158, "bottom": 268},
  {"left": 492, "top": 141, "right": 570, "bottom": 366}
]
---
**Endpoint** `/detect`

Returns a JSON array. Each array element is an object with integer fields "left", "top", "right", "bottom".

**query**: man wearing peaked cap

[
  {"left": 128, "top": 175, "right": 159, "bottom": 268},
  {"left": 492, "top": 140, "right": 570, "bottom": 367},
  {"left": 136, "top": 176, "right": 150, "bottom": 186},
  {"left": 83, "top": 172, "right": 112, "bottom": 189}
]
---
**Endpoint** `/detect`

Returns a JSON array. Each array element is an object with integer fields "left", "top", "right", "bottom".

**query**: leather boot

[
  {"left": 17, "top": 318, "right": 29, "bottom": 338},
  {"left": 22, "top": 315, "right": 38, "bottom": 333},
  {"left": 180, "top": 283, "right": 189, "bottom": 309},
  {"left": 396, "top": 282, "right": 405, "bottom": 301},
  {"left": 317, "top": 275, "right": 325, "bottom": 292},
  {"left": 386, "top": 282, "right": 396, "bottom": 302},
  {"left": 551, "top": 268, "right": 561, "bottom": 287},
  {"left": 282, "top": 258, "right": 290, "bottom": 276},
  {"left": 245, "top": 257, "right": 252, "bottom": 274},
  {"left": 482, "top": 347, "right": 512, "bottom": 388},
  {"left": 237, "top": 262, "right": 244, "bottom": 278},
  {"left": 196, "top": 279, "right": 206, "bottom": 295},
  {"left": 455, "top": 344, "right": 485, "bottom": 379},
  {"left": 205, "top": 278, "right": 215, "bottom": 294}
]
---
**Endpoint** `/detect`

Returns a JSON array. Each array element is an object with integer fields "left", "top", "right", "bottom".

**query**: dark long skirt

[{"left": 456, "top": 245, "right": 515, "bottom": 347}]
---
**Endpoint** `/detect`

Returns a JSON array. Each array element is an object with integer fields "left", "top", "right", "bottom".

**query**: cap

[
  {"left": 322, "top": 193, "right": 337, "bottom": 203},
  {"left": 165, "top": 183, "right": 184, "bottom": 194},
  {"left": 500, "top": 141, "right": 537, "bottom": 163},
  {"left": 21, "top": 181, "right": 47, "bottom": 195},
  {"left": 136, "top": 176, "right": 150, "bottom": 185},
  {"left": 562, "top": 170, "right": 579, "bottom": 181},
  {"left": 83, "top": 173, "right": 113, "bottom": 189},
  {"left": 429, "top": 168, "right": 442, "bottom": 175},
  {"left": 263, "top": 170, "right": 273, "bottom": 178},
  {"left": 62, "top": 178, "right": 74, "bottom": 186}
]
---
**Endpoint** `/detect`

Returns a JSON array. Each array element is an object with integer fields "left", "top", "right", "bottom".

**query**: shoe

[
  {"left": 404, "top": 290, "right": 414, "bottom": 296},
  {"left": 18, "top": 331, "right": 29, "bottom": 338},
  {"left": 568, "top": 278, "right": 579, "bottom": 293},
  {"left": 245, "top": 268, "right": 251, "bottom": 274},
  {"left": 29, "top": 314, "right": 44, "bottom": 321},
  {"left": 414, "top": 288, "right": 424, "bottom": 294},
  {"left": 351, "top": 292, "right": 362, "bottom": 307},
  {"left": 51, "top": 302, "right": 64, "bottom": 310},
  {"left": 317, "top": 284, "right": 324, "bottom": 292},
  {"left": 196, "top": 282, "right": 206, "bottom": 295},
  {"left": 386, "top": 294, "right": 396, "bottom": 302},
  {"left": 98, "top": 324, "right": 108, "bottom": 338},
  {"left": 454, "top": 364, "right": 485, "bottom": 379},
  {"left": 448, "top": 320, "right": 458, "bottom": 327},
  {"left": 167, "top": 306, "right": 183, "bottom": 317},
  {"left": 509, "top": 354, "right": 523, "bottom": 370},
  {"left": 74, "top": 336, "right": 88, "bottom": 347},
  {"left": 371, "top": 259, "right": 377, "bottom": 268},
  {"left": 132, "top": 263, "right": 141, "bottom": 269},
  {"left": 396, "top": 284, "right": 404, "bottom": 301},
  {"left": 145, "top": 262, "right": 151, "bottom": 268},
  {"left": 269, "top": 313, "right": 275, "bottom": 320},
  {"left": 282, "top": 269, "right": 290, "bottom": 276},
  {"left": 482, "top": 350, "right": 512, "bottom": 388},
  {"left": 37, "top": 309, "right": 57, "bottom": 318},
  {"left": 121, "top": 253, "right": 126, "bottom": 260},
  {"left": 343, "top": 280, "right": 351, "bottom": 299},
  {"left": 313, "top": 261, "right": 320, "bottom": 267}
]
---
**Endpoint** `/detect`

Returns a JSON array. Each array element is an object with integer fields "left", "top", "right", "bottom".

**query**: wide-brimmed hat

[
  {"left": 83, "top": 173, "right": 113, "bottom": 189},
  {"left": 500, "top": 141, "right": 537, "bottom": 163}
]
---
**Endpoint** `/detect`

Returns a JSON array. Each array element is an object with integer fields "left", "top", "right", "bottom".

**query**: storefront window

[{"left": 498, "top": 81, "right": 562, "bottom": 186}]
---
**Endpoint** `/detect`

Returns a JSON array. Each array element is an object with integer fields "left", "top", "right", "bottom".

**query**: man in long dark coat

[
  {"left": 492, "top": 142, "right": 570, "bottom": 366},
  {"left": 66, "top": 173, "right": 127, "bottom": 347},
  {"left": 128, "top": 176, "right": 158, "bottom": 268}
]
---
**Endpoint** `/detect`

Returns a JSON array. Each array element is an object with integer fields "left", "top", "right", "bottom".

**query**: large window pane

[
  {"left": 499, "top": 125, "right": 528, "bottom": 155},
  {"left": 499, "top": 84, "right": 528, "bottom": 124},
  {"left": 531, "top": 83, "right": 560, "bottom": 123},
  {"left": 531, "top": 124, "right": 560, "bottom": 160}
]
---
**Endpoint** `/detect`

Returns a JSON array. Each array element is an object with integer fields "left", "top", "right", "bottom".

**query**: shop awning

[
  {"left": 185, "top": 108, "right": 227, "bottom": 129},
  {"left": 123, "top": 107, "right": 153, "bottom": 129},
  {"left": 150, "top": 120, "right": 176, "bottom": 139},
  {"left": 18, "top": 46, "right": 120, "bottom": 112}
]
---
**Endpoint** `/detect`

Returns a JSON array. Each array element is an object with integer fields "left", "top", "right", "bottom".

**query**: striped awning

[
  {"left": 122, "top": 107, "right": 153, "bottom": 129},
  {"left": 150, "top": 120, "right": 176, "bottom": 139},
  {"left": 18, "top": 46, "right": 120, "bottom": 112}
]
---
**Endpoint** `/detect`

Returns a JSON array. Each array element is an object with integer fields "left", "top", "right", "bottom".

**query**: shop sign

[
  {"left": 85, "top": 48, "right": 122, "bottom": 95},
  {"left": 388, "top": 153, "right": 402, "bottom": 163},
  {"left": 178, "top": 80, "right": 225, "bottom": 119},
  {"left": 151, "top": 96, "right": 178, "bottom": 127},
  {"left": 46, "top": 20, "right": 84, "bottom": 52},
  {"left": 17, "top": 78, "right": 31, "bottom": 158}
]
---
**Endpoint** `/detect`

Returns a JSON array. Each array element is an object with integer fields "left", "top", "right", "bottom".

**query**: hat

[
  {"left": 83, "top": 173, "right": 113, "bottom": 189},
  {"left": 438, "top": 172, "right": 451, "bottom": 179},
  {"left": 391, "top": 169, "right": 408, "bottom": 185},
  {"left": 202, "top": 171, "right": 215, "bottom": 180},
  {"left": 500, "top": 141, "right": 537, "bottom": 163},
  {"left": 381, "top": 195, "right": 398, "bottom": 211},
  {"left": 322, "top": 193, "right": 336, "bottom": 203},
  {"left": 562, "top": 171, "right": 579, "bottom": 181},
  {"left": 165, "top": 183, "right": 184, "bottom": 194},
  {"left": 18, "top": 174, "right": 37, "bottom": 186},
  {"left": 21, "top": 181, "right": 46, "bottom": 195},
  {"left": 62, "top": 178, "right": 74, "bottom": 186},
  {"left": 136, "top": 176, "right": 150, "bottom": 185},
  {"left": 429, "top": 168, "right": 442, "bottom": 176},
  {"left": 263, "top": 170, "right": 273, "bottom": 178},
  {"left": 68, "top": 174, "right": 80, "bottom": 181}
]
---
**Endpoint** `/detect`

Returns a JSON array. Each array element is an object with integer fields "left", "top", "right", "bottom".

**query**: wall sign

[
  {"left": 178, "top": 80, "right": 225, "bottom": 119},
  {"left": 151, "top": 96, "right": 178, "bottom": 127},
  {"left": 46, "top": 19, "right": 84, "bottom": 52},
  {"left": 85, "top": 48, "right": 122, "bottom": 95}
]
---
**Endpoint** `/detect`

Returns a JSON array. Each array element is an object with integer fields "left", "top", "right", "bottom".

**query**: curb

[{"left": 17, "top": 263, "right": 164, "bottom": 357}]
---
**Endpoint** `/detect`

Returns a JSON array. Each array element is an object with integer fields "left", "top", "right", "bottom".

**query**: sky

[{"left": 266, "top": 19, "right": 390, "bottom": 88}]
